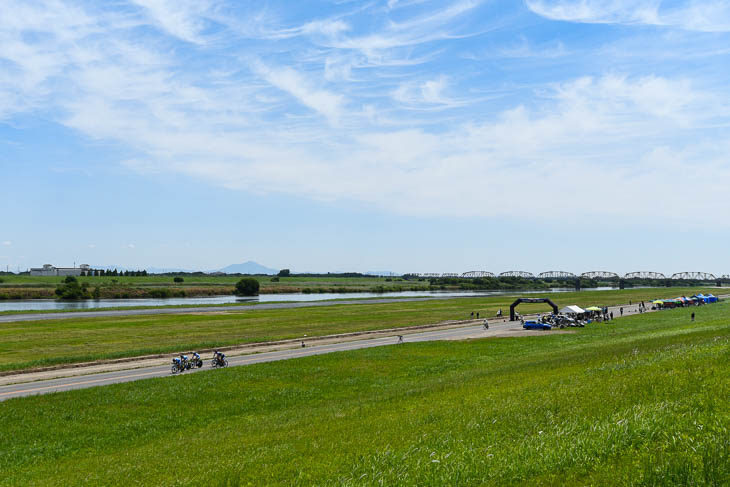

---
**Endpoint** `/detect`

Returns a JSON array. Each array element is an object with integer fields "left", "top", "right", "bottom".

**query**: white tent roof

[{"left": 560, "top": 305, "right": 585, "bottom": 314}]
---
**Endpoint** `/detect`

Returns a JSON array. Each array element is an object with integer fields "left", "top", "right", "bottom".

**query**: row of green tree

[{"left": 85, "top": 269, "right": 148, "bottom": 277}]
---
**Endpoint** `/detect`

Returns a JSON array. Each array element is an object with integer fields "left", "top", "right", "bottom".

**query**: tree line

[{"left": 85, "top": 269, "right": 148, "bottom": 277}]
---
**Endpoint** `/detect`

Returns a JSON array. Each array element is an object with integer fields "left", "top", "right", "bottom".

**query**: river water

[{"left": 0, "top": 288, "right": 620, "bottom": 313}]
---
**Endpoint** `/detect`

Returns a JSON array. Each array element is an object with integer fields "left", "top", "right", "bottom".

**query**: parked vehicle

[{"left": 523, "top": 320, "right": 551, "bottom": 331}]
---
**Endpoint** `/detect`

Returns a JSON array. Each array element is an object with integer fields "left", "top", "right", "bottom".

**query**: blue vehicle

[{"left": 523, "top": 320, "right": 551, "bottom": 331}]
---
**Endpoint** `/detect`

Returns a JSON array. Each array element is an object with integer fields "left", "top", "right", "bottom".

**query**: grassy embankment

[
  {"left": 0, "top": 287, "right": 719, "bottom": 372},
  {"left": 0, "top": 275, "right": 431, "bottom": 299},
  {"left": 1, "top": 299, "right": 728, "bottom": 485}
]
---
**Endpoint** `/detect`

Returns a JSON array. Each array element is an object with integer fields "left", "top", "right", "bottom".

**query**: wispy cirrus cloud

[
  {"left": 526, "top": 0, "right": 730, "bottom": 32},
  {"left": 1, "top": 0, "right": 730, "bottom": 231},
  {"left": 392, "top": 75, "right": 469, "bottom": 109},
  {"left": 129, "top": 0, "right": 220, "bottom": 43},
  {"left": 252, "top": 62, "right": 346, "bottom": 125}
]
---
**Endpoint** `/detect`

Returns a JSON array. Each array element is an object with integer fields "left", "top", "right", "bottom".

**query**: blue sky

[{"left": 2, "top": 0, "right": 730, "bottom": 275}]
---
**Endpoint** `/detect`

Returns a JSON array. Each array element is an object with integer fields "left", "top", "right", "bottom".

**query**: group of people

[
  {"left": 173, "top": 350, "right": 226, "bottom": 372},
  {"left": 176, "top": 351, "right": 202, "bottom": 369}
]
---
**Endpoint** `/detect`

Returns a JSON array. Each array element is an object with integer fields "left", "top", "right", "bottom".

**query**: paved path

[
  {"left": 0, "top": 319, "right": 524, "bottom": 401},
  {"left": 0, "top": 295, "right": 487, "bottom": 323}
]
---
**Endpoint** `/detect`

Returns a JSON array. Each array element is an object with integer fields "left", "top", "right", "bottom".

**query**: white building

[{"left": 30, "top": 264, "right": 91, "bottom": 277}]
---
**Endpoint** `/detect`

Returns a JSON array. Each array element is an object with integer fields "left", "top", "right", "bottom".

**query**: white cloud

[
  {"left": 526, "top": 0, "right": 730, "bottom": 32},
  {"left": 151, "top": 74, "right": 729, "bottom": 225},
  {"left": 129, "top": 0, "right": 217, "bottom": 43},
  {"left": 1, "top": 241, "right": 11, "bottom": 246},
  {"left": 286, "top": 0, "right": 485, "bottom": 68},
  {"left": 1, "top": 0, "right": 729, "bottom": 230},
  {"left": 127, "top": 243, "right": 135, "bottom": 248},
  {"left": 392, "top": 75, "right": 469, "bottom": 109},
  {"left": 253, "top": 62, "right": 346, "bottom": 124},
  {"left": 301, "top": 19, "right": 350, "bottom": 38}
]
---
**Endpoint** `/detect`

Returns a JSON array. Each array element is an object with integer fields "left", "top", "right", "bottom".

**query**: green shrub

[
  {"left": 55, "top": 277, "right": 91, "bottom": 300},
  {"left": 173, "top": 277, "right": 184, "bottom": 283},
  {"left": 234, "top": 278, "right": 260, "bottom": 296}
]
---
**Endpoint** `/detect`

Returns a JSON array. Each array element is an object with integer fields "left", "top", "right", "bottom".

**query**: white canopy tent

[{"left": 560, "top": 305, "right": 585, "bottom": 314}]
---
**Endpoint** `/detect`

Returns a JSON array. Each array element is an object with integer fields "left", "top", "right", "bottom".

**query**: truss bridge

[
  {"left": 537, "top": 271, "right": 576, "bottom": 279},
  {"left": 499, "top": 271, "right": 535, "bottom": 278},
  {"left": 623, "top": 272, "right": 666, "bottom": 280},
  {"left": 580, "top": 271, "right": 620, "bottom": 279},
  {"left": 461, "top": 271, "right": 496, "bottom": 278},
  {"left": 670, "top": 272, "right": 717, "bottom": 280}
]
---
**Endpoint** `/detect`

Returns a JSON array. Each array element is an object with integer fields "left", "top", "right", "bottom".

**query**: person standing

[
  {"left": 691, "top": 312, "right": 695, "bottom": 322},
  {"left": 620, "top": 307, "right": 624, "bottom": 316}
]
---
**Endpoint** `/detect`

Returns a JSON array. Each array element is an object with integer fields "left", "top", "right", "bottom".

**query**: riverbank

[
  {"left": 0, "top": 287, "right": 720, "bottom": 372},
  {"left": 0, "top": 274, "right": 591, "bottom": 300}
]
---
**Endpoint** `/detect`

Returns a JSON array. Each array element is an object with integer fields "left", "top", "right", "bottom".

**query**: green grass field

[
  {"left": 0, "top": 287, "right": 720, "bottom": 372},
  {"left": 1, "top": 299, "right": 728, "bottom": 485}
]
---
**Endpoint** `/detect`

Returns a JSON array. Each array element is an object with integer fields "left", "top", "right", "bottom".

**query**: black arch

[{"left": 509, "top": 297, "right": 559, "bottom": 321}]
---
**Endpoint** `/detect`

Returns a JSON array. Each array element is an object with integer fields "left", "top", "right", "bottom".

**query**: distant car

[{"left": 523, "top": 320, "right": 551, "bottom": 331}]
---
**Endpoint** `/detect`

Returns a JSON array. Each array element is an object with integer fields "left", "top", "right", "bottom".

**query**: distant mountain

[{"left": 217, "top": 261, "right": 278, "bottom": 275}]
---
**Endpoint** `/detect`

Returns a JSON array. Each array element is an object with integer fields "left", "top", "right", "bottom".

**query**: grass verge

[{"left": 0, "top": 300, "right": 728, "bottom": 485}]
